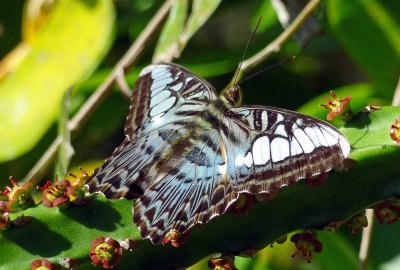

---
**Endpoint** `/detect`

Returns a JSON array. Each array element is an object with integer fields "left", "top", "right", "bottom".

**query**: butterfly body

[{"left": 88, "top": 63, "right": 350, "bottom": 244}]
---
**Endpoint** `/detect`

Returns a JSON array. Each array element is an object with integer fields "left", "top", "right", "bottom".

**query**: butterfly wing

[
  {"left": 124, "top": 63, "right": 217, "bottom": 140},
  {"left": 221, "top": 105, "right": 350, "bottom": 194},
  {"left": 87, "top": 63, "right": 218, "bottom": 198},
  {"left": 88, "top": 63, "right": 351, "bottom": 245},
  {"left": 133, "top": 128, "right": 236, "bottom": 244}
]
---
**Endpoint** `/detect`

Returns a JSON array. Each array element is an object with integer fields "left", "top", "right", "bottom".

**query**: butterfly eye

[{"left": 223, "top": 85, "right": 242, "bottom": 107}]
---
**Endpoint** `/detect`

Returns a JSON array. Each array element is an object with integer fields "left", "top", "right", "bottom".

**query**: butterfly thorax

[
  {"left": 196, "top": 84, "right": 242, "bottom": 129},
  {"left": 220, "top": 84, "right": 242, "bottom": 107}
]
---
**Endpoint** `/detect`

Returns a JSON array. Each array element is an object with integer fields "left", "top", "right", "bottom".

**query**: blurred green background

[{"left": 0, "top": 0, "right": 399, "bottom": 269}]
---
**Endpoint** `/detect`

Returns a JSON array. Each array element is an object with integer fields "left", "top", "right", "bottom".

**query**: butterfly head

[{"left": 222, "top": 84, "right": 242, "bottom": 107}]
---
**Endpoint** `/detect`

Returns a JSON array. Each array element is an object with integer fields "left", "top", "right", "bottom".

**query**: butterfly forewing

[
  {"left": 88, "top": 63, "right": 218, "bottom": 198},
  {"left": 124, "top": 64, "right": 218, "bottom": 140},
  {"left": 88, "top": 63, "right": 351, "bottom": 244}
]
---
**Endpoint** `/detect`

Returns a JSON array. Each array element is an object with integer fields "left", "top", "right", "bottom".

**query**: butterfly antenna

[
  {"left": 232, "top": 17, "right": 263, "bottom": 86},
  {"left": 238, "top": 56, "right": 296, "bottom": 85}
]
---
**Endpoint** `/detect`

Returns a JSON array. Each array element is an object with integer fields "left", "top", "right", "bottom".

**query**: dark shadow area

[
  {"left": 343, "top": 111, "right": 372, "bottom": 147},
  {"left": 2, "top": 218, "right": 72, "bottom": 257},
  {"left": 344, "top": 110, "right": 372, "bottom": 129},
  {"left": 60, "top": 198, "right": 122, "bottom": 231}
]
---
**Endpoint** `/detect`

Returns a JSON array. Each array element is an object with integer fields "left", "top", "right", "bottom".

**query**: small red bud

[
  {"left": 162, "top": 229, "right": 189, "bottom": 247},
  {"left": 30, "top": 259, "right": 59, "bottom": 270},
  {"left": 374, "top": 200, "right": 400, "bottom": 224},
  {"left": 0, "top": 201, "right": 10, "bottom": 230},
  {"left": 67, "top": 168, "right": 91, "bottom": 205},
  {"left": 208, "top": 254, "right": 237, "bottom": 270},
  {"left": 228, "top": 193, "right": 254, "bottom": 216},
  {"left": 346, "top": 212, "right": 368, "bottom": 236},
  {"left": 390, "top": 117, "right": 400, "bottom": 145},
  {"left": 40, "top": 177, "right": 72, "bottom": 208},
  {"left": 290, "top": 231, "right": 322, "bottom": 263},
  {"left": 2, "top": 177, "right": 33, "bottom": 211}
]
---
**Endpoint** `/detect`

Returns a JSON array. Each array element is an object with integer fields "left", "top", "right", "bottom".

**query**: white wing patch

[
  {"left": 290, "top": 138, "right": 303, "bottom": 155},
  {"left": 321, "top": 127, "right": 338, "bottom": 146},
  {"left": 293, "top": 126, "right": 315, "bottom": 153},
  {"left": 235, "top": 152, "right": 254, "bottom": 168},
  {"left": 261, "top": 111, "right": 268, "bottom": 130},
  {"left": 252, "top": 136, "right": 271, "bottom": 165},
  {"left": 271, "top": 137, "right": 290, "bottom": 162},
  {"left": 275, "top": 125, "right": 287, "bottom": 137}
]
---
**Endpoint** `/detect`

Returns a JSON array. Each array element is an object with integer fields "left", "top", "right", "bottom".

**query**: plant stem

[
  {"left": 228, "top": 0, "right": 321, "bottom": 87},
  {"left": 392, "top": 76, "right": 400, "bottom": 106},
  {"left": 358, "top": 209, "right": 374, "bottom": 270},
  {"left": 55, "top": 88, "right": 74, "bottom": 178},
  {"left": 21, "top": 0, "right": 174, "bottom": 184}
]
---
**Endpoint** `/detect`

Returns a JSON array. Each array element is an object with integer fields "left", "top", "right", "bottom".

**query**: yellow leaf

[{"left": 0, "top": 0, "right": 115, "bottom": 162}]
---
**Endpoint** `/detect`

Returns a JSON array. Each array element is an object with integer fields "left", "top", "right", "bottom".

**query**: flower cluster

[
  {"left": 0, "top": 177, "right": 34, "bottom": 230},
  {"left": 374, "top": 200, "right": 400, "bottom": 224},
  {"left": 1, "top": 177, "right": 33, "bottom": 212},
  {"left": 40, "top": 178, "right": 72, "bottom": 208},
  {"left": 208, "top": 254, "right": 237, "bottom": 270},
  {"left": 0, "top": 201, "right": 10, "bottom": 230},
  {"left": 346, "top": 212, "right": 368, "bottom": 236},
  {"left": 390, "top": 117, "right": 400, "bottom": 145},
  {"left": 39, "top": 168, "right": 91, "bottom": 208},
  {"left": 229, "top": 193, "right": 254, "bottom": 216},
  {"left": 30, "top": 259, "right": 59, "bottom": 270},
  {"left": 321, "top": 91, "right": 352, "bottom": 121},
  {"left": 67, "top": 168, "right": 91, "bottom": 205},
  {"left": 162, "top": 229, "right": 189, "bottom": 247},
  {"left": 90, "top": 237, "right": 123, "bottom": 269},
  {"left": 30, "top": 258, "right": 79, "bottom": 270},
  {"left": 290, "top": 231, "right": 323, "bottom": 263}
]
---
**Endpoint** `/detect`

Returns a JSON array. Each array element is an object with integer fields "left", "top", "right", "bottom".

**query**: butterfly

[{"left": 87, "top": 63, "right": 350, "bottom": 244}]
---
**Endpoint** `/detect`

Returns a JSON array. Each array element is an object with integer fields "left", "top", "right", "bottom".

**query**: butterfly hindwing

[
  {"left": 222, "top": 106, "right": 350, "bottom": 194},
  {"left": 133, "top": 129, "right": 236, "bottom": 244}
]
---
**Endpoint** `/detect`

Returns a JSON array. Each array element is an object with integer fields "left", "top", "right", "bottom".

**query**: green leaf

[
  {"left": 0, "top": 0, "right": 114, "bottom": 162},
  {"left": 153, "top": 0, "right": 188, "bottom": 63},
  {"left": 252, "top": 0, "right": 279, "bottom": 33},
  {"left": 343, "top": 106, "right": 399, "bottom": 150},
  {"left": 297, "top": 82, "right": 386, "bottom": 120},
  {"left": 153, "top": 0, "right": 222, "bottom": 63},
  {"left": 0, "top": 196, "right": 134, "bottom": 269},
  {"left": 179, "top": 0, "right": 222, "bottom": 49},
  {"left": 1, "top": 107, "right": 400, "bottom": 269},
  {"left": 316, "top": 232, "right": 360, "bottom": 270},
  {"left": 327, "top": 0, "right": 400, "bottom": 97}
]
